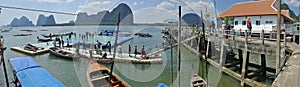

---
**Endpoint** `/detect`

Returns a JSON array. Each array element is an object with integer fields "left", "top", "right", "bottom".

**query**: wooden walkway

[{"left": 272, "top": 43, "right": 300, "bottom": 87}]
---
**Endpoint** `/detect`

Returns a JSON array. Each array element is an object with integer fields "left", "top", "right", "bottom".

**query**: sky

[{"left": 0, "top": 0, "right": 299, "bottom": 25}]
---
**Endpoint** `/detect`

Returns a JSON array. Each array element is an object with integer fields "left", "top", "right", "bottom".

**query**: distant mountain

[
  {"left": 9, "top": 16, "right": 34, "bottom": 27},
  {"left": 75, "top": 3, "right": 133, "bottom": 25},
  {"left": 281, "top": 3, "right": 298, "bottom": 21},
  {"left": 36, "top": 14, "right": 56, "bottom": 26},
  {"left": 182, "top": 13, "right": 202, "bottom": 25}
]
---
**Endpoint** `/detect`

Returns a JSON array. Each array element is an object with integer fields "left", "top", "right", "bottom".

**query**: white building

[{"left": 218, "top": 0, "right": 294, "bottom": 34}]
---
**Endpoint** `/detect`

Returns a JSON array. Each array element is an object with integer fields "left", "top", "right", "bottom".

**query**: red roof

[{"left": 218, "top": 0, "right": 294, "bottom": 22}]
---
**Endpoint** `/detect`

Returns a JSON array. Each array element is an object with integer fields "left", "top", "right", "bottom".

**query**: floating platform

[
  {"left": 11, "top": 43, "right": 54, "bottom": 55},
  {"left": 68, "top": 47, "right": 163, "bottom": 64},
  {"left": 81, "top": 51, "right": 163, "bottom": 64},
  {"left": 67, "top": 36, "right": 133, "bottom": 48}
]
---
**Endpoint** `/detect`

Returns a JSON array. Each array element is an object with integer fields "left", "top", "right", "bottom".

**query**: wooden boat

[
  {"left": 87, "top": 61, "right": 130, "bottom": 87},
  {"left": 134, "top": 33, "right": 152, "bottom": 37},
  {"left": 20, "top": 29, "right": 37, "bottom": 32},
  {"left": 38, "top": 38, "right": 53, "bottom": 42},
  {"left": 37, "top": 37, "right": 53, "bottom": 42},
  {"left": 13, "top": 34, "right": 32, "bottom": 36},
  {"left": 41, "top": 34, "right": 63, "bottom": 38},
  {"left": 191, "top": 64, "right": 207, "bottom": 87},
  {"left": 9, "top": 57, "right": 65, "bottom": 87},
  {"left": 49, "top": 47, "right": 75, "bottom": 59},
  {"left": 94, "top": 58, "right": 113, "bottom": 64},
  {"left": 1, "top": 29, "right": 10, "bottom": 32}
]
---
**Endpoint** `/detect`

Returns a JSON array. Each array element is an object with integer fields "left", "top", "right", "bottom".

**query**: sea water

[{"left": 0, "top": 25, "right": 273, "bottom": 87}]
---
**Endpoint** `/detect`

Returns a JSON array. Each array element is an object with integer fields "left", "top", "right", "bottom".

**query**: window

[
  {"left": 265, "top": 21, "right": 273, "bottom": 24},
  {"left": 242, "top": 21, "right": 246, "bottom": 25},
  {"left": 235, "top": 21, "right": 238, "bottom": 25},
  {"left": 256, "top": 20, "right": 260, "bottom": 25}
]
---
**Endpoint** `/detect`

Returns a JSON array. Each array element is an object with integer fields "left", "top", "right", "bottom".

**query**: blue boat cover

[
  {"left": 9, "top": 57, "right": 40, "bottom": 72},
  {"left": 9, "top": 57, "right": 65, "bottom": 87}
]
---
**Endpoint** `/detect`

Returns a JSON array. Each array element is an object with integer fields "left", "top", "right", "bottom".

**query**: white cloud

[
  {"left": 36, "top": 0, "right": 62, "bottom": 3},
  {"left": 284, "top": 0, "right": 300, "bottom": 7},
  {"left": 139, "top": 1, "right": 144, "bottom": 5},
  {"left": 36, "top": 0, "right": 76, "bottom": 3},
  {"left": 133, "top": 2, "right": 138, "bottom": 6},
  {"left": 133, "top": 1, "right": 144, "bottom": 6},
  {"left": 78, "top": 0, "right": 115, "bottom": 14},
  {"left": 66, "top": 0, "right": 75, "bottom": 3},
  {"left": 133, "top": 7, "right": 177, "bottom": 23},
  {"left": 156, "top": 1, "right": 176, "bottom": 10}
]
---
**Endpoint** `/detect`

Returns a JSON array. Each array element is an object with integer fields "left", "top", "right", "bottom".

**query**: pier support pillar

[
  {"left": 293, "top": 31, "right": 295, "bottom": 43},
  {"left": 238, "top": 49, "right": 243, "bottom": 71},
  {"left": 261, "top": 53, "right": 266, "bottom": 76},
  {"left": 240, "top": 51, "right": 250, "bottom": 86}
]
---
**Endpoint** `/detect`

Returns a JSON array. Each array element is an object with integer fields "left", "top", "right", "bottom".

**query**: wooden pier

[{"left": 166, "top": 27, "right": 300, "bottom": 87}]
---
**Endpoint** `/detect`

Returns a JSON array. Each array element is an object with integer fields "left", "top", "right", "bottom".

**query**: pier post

[
  {"left": 284, "top": 32, "right": 286, "bottom": 49},
  {"left": 262, "top": 30, "right": 265, "bottom": 44},
  {"left": 275, "top": 0, "right": 282, "bottom": 76},
  {"left": 239, "top": 29, "right": 241, "bottom": 36},
  {"left": 261, "top": 53, "right": 266, "bottom": 76},
  {"left": 293, "top": 31, "right": 295, "bottom": 43},
  {"left": 238, "top": 49, "right": 243, "bottom": 71},
  {"left": 261, "top": 30, "right": 266, "bottom": 76},
  {"left": 241, "top": 30, "right": 249, "bottom": 86},
  {"left": 232, "top": 29, "right": 235, "bottom": 41},
  {"left": 219, "top": 29, "right": 227, "bottom": 72}
]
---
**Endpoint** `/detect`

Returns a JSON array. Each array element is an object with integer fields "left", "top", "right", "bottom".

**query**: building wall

[{"left": 233, "top": 15, "right": 284, "bottom": 33}]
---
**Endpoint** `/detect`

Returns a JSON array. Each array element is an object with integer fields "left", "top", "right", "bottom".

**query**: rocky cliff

[
  {"left": 36, "top": 14, "right": 56, "bottom": 26},
  {"left": 9, "top": 16, "right": 34, "bottom": 27},
  {"left": 76, "top": 3, "right": 133, "bottom": 25},
  {"left": 182, "top": 13, "right": 202, "bottom": 25}
]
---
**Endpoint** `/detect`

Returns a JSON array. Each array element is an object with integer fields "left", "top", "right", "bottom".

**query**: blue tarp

[
  {"left": 9, "top": 57, "right": 65, "bottom": 87},
  {"left": 9, "top": 57, "right": 40, "bottom": 72}
]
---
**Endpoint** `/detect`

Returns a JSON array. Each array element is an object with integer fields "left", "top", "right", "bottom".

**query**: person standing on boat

[
  {"left": 61, "top": 40, "right": 64, "bottom": 48},
  {"left": 68, "top": 32, "right": 72, "bottom": 40},
  {"left": 134, "top": 45, "right": 138, "bottom": 58},
  {"left": 107, "top": 41, "right": 111, "bottom": 54},
  {"left": 128, "top": 45, "right": 131, "bottom": 56},
  {"left": 141, "top": 45, "right": 146, "bottom": 59},
  {"left": 49, "top": 33, "right": 52, "bottom": 40},
  {"left": 118, "top": 44, "right": 122, "bottom": 57},
  {"left": 0, "top": 35, "right": 4, "bottom": 48},
  {"left": 66, "top": 38, "right": 70, "bottom": 47},
  {"left": 83, "top": 35, "right": 86, "bottom": 53},
  {"left": 58, "top": 38, "right": 61, "bottom": 48},
  {"left": 53, "top": 37, "right": 57, "bottom": 47},
  {"left": 0, "top": 36, "right": 3, "bottom": 65},
  {"left": 102, "top": 52, "right": 107, "bottom": 59},
  {"left": 97, "top": 40, "right": 102, "bottom": 55}
]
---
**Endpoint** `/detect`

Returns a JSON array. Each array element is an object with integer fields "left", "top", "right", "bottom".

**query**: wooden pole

[
  {"left": 170, "top": 26, "right": 174, "bottom": 87},
  {"left": 241, "top": 30, "right": 248, "bottom": 86},
  {"left": 275, "top": 0, "right": 281, "bottom": 76},
  {"left": 177, "top": 6, "right": 181, "bottom": 87},
  {"left": 1, "top": 47, "right": 9, "bottom": 87},
  {"left": 110, "top": 12, "right": 120, "bottom": 82}
]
